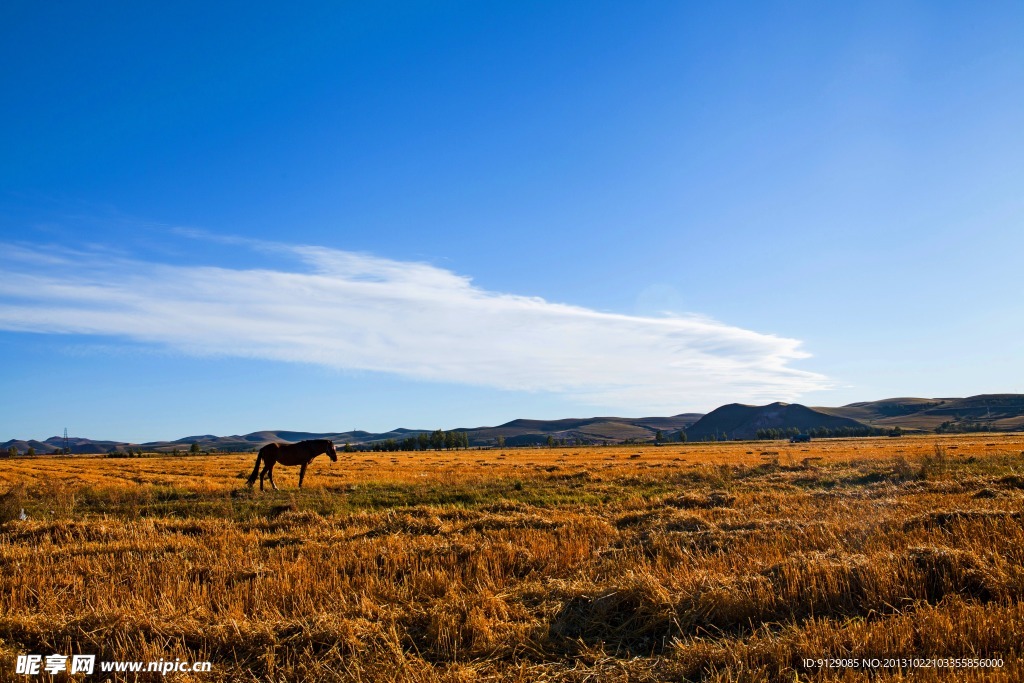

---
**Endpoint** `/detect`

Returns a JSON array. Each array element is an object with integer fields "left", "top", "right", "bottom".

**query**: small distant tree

[
  {"left": 546, "top": 435, "right": 554, "bottom": 448},
  {"left": 26, "top": 447, "right": 35, "bottom": 456},
  {"left": 655, "top": 430, "right": 664, "bottom": 443},
  {"left": 189, "top": 442, "right": 201, "bottom": 454},
  {"left": 6, "top": 446, "right": 17, "bottom": 458},
  {"left": 678, "top": 430, "right": 687, "bottom": 443},
  {"left": 496, "top": 435, "right": 505, "bottom": 448}
]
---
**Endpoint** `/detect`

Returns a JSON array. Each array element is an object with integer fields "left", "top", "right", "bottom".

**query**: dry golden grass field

[{"left": 1, "top": 434, "right": 1023, "bottom": 682}]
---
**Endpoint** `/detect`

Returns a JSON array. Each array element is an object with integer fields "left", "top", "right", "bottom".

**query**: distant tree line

[
  {"left": 653, "top": 430, "right": 687, "bottom": 444},
  {"left": 544, "top": 436, "right": 603, "bottom": 447},
  {"left": 344, "top": 429, "right": 471, "bottom": 452},
  {"left": 5, "top": 446, "right": 43, "bottom": 457},
  {"left": 755, "top": 426, "right": 888, "bottom": 440},
  {"left": 934, "top": 421, "right": 995, "bottom": 434}
]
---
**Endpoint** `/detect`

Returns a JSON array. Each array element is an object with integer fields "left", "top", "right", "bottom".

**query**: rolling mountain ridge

[
  {"left": 815, "top": 395, "right": 1024, "bottom": 432},
  {"left": 683, "top": 402, "right": 868, "bottom": 441},
  {"left": 4, "top": 395, "right": 1021, "bottom": 454}
]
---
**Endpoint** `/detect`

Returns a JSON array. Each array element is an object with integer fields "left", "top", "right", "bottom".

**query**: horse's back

[
  {"left": 273, "top": 441, "right": 309, "bottom": 466},
  {"left": 259, "top": 442, "right": 282, "bottom": 458}
]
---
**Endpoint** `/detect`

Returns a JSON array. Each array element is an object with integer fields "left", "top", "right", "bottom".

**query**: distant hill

[
  {"left": 3, "top": 396, "right": 1022, "bottom": 455},
  {"left": 684, "top": 402, "right": 868, "bottom": 441},
  {"left": 1, "top": 439, "right": 56, "bottom": 454},
  {"left": 814, "top": 397, "right": 950, "bottom": 424},
  {"left": 0, "top": 414, "right": 704, "bottom": 454},
  {"left": 471, "top": 414, "right": 703, "bottom": 446},
  {"left": 0, "top": 436, "right": 127, "bottom": 455},
  {"left": 818, "top": 394, "right": 1024, "bottom": 432}
]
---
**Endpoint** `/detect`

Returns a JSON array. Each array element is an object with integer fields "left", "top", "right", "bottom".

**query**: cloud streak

[{"left": 0, "top": 239, "right": 829, "bottom": 411}]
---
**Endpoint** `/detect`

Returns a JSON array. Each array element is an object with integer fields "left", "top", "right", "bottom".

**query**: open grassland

[{"left": 1, "top": 434, "right": 1023, "bottom": 681}]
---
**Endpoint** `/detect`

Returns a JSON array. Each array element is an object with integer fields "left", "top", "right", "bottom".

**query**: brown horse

[{"left": 246, "top": 439, "right": 338, "bottom": 491}]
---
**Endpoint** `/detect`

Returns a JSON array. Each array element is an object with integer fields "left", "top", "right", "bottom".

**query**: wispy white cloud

[{"left": 0, "top": 239, "right": 829, "bottom": 411}]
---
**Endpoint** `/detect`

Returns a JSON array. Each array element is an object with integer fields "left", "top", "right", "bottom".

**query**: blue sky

[{"left": 2, "top": 1, "right": 1022, "bottom": 442}]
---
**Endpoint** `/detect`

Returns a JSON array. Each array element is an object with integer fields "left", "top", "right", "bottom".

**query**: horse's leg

[
  {"left": 299, "top": 462, "right": 308, "bottom": 488},
  {"left": 260, "top": 458, "right": 273, "bottom": 492},
  {"left": 268, "top": 462, "right": 278, "bottom": 491}
]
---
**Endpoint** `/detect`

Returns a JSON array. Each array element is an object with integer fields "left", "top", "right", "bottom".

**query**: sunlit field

[{"left": 2, "top": 434, "right": 1023, "bottom": 681}]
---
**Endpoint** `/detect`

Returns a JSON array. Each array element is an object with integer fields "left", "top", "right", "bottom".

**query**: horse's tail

[{"left": 246, "top": 449, "right": 263, "bottom": 487}]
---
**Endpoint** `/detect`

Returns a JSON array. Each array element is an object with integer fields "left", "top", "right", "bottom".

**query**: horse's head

[{"left": 326, "top": 440, "right": 338, "bottom": 462}]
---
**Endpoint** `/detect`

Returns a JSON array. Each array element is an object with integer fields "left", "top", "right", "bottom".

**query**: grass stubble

[{"left": 0, "top": 434, "right": 1022, "bottom": 681}]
